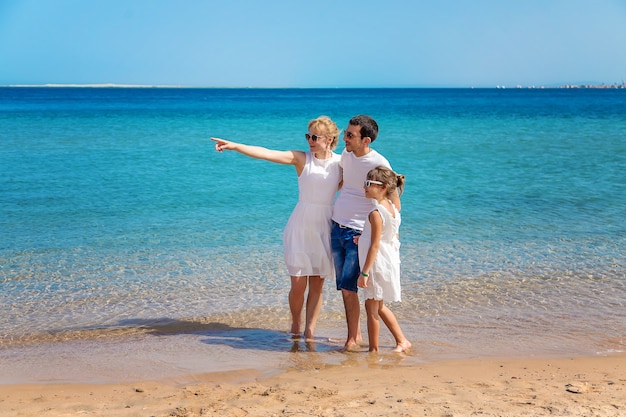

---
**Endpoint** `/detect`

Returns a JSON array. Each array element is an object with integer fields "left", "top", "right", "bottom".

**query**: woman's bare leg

[
  {"left": 289, "top": 276, "right": 307, "bottom": 336},
  {"left": 304, "top": 276, "right": 324, "bottom": 340}
]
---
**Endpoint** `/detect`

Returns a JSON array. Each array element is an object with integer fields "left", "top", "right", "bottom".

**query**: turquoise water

[{"left": 1, "top": 88, "right": 625, "bottom": 383}]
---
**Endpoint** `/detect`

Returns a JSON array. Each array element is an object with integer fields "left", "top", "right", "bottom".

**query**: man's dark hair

[{"left": 349, "top": 115, "right": 379, "bottom": 142}]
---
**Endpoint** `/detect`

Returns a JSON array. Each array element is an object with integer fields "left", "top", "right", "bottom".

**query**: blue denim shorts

[{"left": 331, "top": 221, "right": 361, "bottom": 293}]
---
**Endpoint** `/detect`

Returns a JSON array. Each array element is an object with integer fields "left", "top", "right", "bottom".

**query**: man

[{"left": 331, "top": 115, "right": 401, "bottom": 350}]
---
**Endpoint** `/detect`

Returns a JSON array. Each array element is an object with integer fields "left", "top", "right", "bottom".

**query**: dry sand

[{"left": 1, "top": 353, "right": 624, "bottom": 417}]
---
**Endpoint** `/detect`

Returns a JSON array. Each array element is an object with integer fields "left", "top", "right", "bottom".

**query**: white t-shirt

[{"left": 332, "top": 148, "right": 392, "bottom": 231}]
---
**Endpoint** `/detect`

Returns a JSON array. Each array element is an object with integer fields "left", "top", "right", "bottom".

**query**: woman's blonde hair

[
  {"left": 308, "top": 115, "right": 340, "bottom": 150},
  {"left": 366, "top": 166, "right": 405, "bottom": 197}
]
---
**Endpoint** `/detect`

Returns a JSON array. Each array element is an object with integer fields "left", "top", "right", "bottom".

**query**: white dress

[
  {"left": 358, "top": 200, "right": 402, "bottom": 302},
  {"left": 283, "top": 152, "right": 342, "bottom": 277}
]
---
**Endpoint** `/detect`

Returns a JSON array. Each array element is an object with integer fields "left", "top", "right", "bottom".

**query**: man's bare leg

[{"left": 341, "top": 289, "right": 361, "bottom": 350}]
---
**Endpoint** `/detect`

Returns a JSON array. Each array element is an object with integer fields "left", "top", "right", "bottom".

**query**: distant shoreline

[
  {"left": 4, "top": 83, "right": 183, "bottom": 89},
  {"left": 2, "top": 83, "right": 625, "bottom": 89}
]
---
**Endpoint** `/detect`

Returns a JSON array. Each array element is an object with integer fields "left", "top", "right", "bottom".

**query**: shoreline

[
  {"left": 3, "top": 320, "right": 623, "bottom": 386},
  {"left": 2, "top": 353, "right": 624, "bottom": 417}
]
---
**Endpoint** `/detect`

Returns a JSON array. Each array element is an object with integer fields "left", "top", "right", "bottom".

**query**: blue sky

[{"left": 1, "top": 0, "right": 625, "bottom": 88}]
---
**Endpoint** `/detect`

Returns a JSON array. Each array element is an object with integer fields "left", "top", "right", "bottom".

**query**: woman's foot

[
  {"left": 304, "top": 328, "right": 315, "bottom": 341},
  {"left": 342, "top": 340, "right": 361, "bottom": 352},
  {"left": 290, "top": 321, "right": 301, "bottom": 339}
]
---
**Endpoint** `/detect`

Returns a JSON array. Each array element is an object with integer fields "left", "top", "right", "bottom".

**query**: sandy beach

[{"left": 2, "top": 353, "right": 624, "bottom": 417}]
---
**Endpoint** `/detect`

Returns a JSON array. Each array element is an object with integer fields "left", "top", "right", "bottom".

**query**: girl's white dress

[
  {"left": 358, "top": 200, "right": 402, "bottom": 302},
  {"left": 283, "top": 151, "right": 342, "bottom": 277}
]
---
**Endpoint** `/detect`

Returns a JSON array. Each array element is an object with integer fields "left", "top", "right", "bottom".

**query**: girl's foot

[{"left": 392, "top": 339, "right": 412, "bottom": 353}]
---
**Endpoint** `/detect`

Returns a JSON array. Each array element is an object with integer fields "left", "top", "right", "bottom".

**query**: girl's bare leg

[
  {"left": 364, "top": 299, "right": 381, "bottom": 352},
  {"left": 289, "top": 276, "right": 307, "bottom": 337},
  {"left": 304, "top": 276, "right": 324, "bottom": 340},
  {"left": 379, "top": 302, "right": 411, "bottom": 352}
]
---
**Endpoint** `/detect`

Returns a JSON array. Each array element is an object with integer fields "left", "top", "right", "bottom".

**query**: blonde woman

[{"left": 211, "top": 116, "right": 341, "bottom": 340}]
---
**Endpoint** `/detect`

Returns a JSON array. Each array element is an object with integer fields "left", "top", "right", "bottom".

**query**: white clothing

[
  {"left": 331, "top": 149, "right": 391, "bottom": 231},
  {"left": 283, "top": 151, "right": 342, "bottom": 277},
  {"left": 358, "top": 200, "right": 402, "bottom": 302}
]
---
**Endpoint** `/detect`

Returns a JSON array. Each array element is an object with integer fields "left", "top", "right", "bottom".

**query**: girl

[{"left": 357, "top": 166, "right": 411, "bottom": 353}]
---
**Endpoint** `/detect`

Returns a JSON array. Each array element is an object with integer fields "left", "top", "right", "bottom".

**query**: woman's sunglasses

[{"left": 305, "top": 133, "right": 326, "bottom": 142}]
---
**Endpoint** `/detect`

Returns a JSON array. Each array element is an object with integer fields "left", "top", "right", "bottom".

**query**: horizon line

[{"left": 2, "top": 82, "right": 625, "bottom": 90}]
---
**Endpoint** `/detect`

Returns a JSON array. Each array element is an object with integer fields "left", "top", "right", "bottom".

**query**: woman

[{"left": 211, "top": 116, "right": 341, "bottom": 340}]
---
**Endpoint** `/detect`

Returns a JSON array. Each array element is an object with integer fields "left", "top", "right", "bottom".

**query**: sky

[{"left": 1, "top": 0, "right": 625, "bottom": 88}]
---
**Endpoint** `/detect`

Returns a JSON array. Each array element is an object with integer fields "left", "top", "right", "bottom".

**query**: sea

[{"left": 1, "top": 87, "right": 625, "bottom": 384}]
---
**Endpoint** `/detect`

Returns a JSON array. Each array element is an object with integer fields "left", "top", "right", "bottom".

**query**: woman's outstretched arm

[{"left": 211, "top": 137, "right": 302, "bottom": 166}]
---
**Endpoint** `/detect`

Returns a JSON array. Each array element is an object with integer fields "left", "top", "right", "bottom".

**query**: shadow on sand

[{"left": 114, "top": 318, "right": 342, "bottom": 353}]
